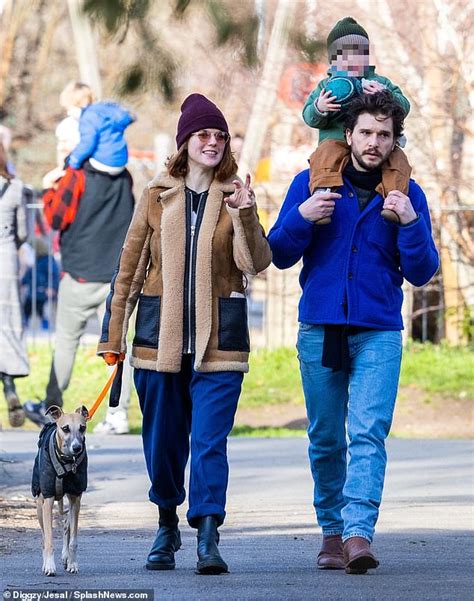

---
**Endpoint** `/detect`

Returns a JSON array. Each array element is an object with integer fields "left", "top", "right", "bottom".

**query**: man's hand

[
  {"left": 383, "top": 190, "right": 417, "bottom": 225},
  {"left": 361, "top": 79, "right": 386, "bottom": 95},
  {"left": 225, "top": 173, "right": 256, "bottom": 209},
  {"left": 102, "top": 352, "right": 125, "bottom": 366},
  {"left": 299, "top": 190, "right": 341, "bottom": 222},
  {"left": 316, "top": 89, "right": 342, "bottom": 113},
  {"left": 42, "top": 167, "right": 65, "bottom": 190}
]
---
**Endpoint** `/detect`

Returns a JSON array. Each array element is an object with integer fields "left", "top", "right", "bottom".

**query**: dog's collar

[{"left": 49, "top": 431, "right": 86, "bottom": 477}]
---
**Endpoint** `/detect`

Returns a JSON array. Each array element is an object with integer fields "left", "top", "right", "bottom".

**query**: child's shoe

[
  {"left": 2, "top": 375, "right": 25, "bottom": 428},
  {"left": 23, "top": 399, "right": 49, "bottom": 426}
]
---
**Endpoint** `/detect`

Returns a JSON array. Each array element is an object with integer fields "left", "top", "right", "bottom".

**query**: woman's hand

[
  {"left": 102, "top": 352, "right": 125, "bottom": 366},
  {"left": 225, "top": 174, "right": 256, "bottom": 209}
]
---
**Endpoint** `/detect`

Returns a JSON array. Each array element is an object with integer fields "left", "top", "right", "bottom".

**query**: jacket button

[
  {"left": 348, "top": 192, "right": 354, "bottom": 197},
  {"left": 348, "top": 273, "right": 353, "bottom": 279},
  {"left": 352, "top": 246, "right": 358, "bottom": 252}
]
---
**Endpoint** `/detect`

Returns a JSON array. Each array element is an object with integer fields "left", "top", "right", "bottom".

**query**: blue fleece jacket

[
  {"left": 69, "top": 102, "right": 134, "bottom": 169},
  {"left": 268, "top": 170, "right": 439, "bottom": 330}
]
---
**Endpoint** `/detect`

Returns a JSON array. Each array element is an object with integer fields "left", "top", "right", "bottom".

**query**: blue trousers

[
  {"left": 297, "top": 324, "right": 402, "bottom": 542},
  {"left": 134, "top": 356, "right": 243, "bottom": 528}
]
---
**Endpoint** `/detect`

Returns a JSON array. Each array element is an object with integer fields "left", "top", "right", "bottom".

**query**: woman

[
  {"left": 97, "top": 94, "right": 271, "bottom": 574},
  {"left": 0, "top": 140, "right": 28, "bottom": 426}
]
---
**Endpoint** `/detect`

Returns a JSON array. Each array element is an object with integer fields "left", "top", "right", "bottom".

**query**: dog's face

[{"left": 46, "top": 405, "right": 89, "bottom": 457}]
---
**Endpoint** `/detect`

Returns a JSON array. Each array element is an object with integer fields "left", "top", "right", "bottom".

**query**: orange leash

[{"left": 87, "top": 365, "right": 118, "bottom": 420}]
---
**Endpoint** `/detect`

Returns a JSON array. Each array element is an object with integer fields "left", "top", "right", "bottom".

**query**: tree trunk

[
  {"left": 66, "top": 0, "right": 103, "bottom": 99},
  {"left": 238, "top": 0, "right": 293, "bottom": 178}
]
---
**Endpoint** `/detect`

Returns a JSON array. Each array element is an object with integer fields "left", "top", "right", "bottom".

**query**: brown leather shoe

[
  {"left": 343, "top": 536, "right": 379, "bottom": 574},
  {"left": 317, "top": 534, "right": 345, "bottom": 570}
]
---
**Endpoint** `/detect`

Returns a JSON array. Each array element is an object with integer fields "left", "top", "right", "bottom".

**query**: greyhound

[{"left": 31, "top": 405, "right": 89, "bottom": 576}]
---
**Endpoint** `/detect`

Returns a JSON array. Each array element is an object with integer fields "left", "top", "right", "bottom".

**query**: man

[
  {"left": 268, "top": 90, "right": 439, "bottom": 574},
  {"left": 24, "top": 161, "right": 135, "bottom": 432}
]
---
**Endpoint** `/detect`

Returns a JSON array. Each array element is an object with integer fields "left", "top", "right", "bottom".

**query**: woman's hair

[
  {"left": 0, "top": 142, "right": 12, "bottom": 180},
  {"left": 166, "top": 141, "right": 238, "bottom": 182},
  {"left": 59, "top": 81, "right": 94, "bottom": 109}
]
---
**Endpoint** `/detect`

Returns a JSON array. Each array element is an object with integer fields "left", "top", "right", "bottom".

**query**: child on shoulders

[{"left": 302, "top": 16, "right": 411, "bottom": 222}]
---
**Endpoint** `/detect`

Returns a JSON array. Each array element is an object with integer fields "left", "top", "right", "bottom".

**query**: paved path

[{"left": 1, "top": 432, "right": 472, "bottom": 600}]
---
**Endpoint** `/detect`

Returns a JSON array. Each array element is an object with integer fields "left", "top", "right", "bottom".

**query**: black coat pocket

[
  {"left": 218, "top": 297, "right": 250, "bottom": 352},
  {"left": 133, "top": 295, "right": 160, "bottom": 348}
]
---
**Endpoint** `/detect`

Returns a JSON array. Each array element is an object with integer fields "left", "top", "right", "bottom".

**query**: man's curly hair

[{"left": 344, "top": 90, "right": 406, "bottom": 139}]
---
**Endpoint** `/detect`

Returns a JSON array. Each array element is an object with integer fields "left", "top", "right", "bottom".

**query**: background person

[
  {"left": 268, "top": 91, "right": 439, "bottom": 574},
  {"left": 56, "top": 81, "right": 93, "bottom": 169},
  {"left": 21, "top": 236, "right": 60, "bottom": 330},
  {"left": 67, "top": 83, "right": 135, "bottom": 174},
  {"left": 23, "top": 156, "right": 135, "bottom": 433},
  {"left": 0, "top": 140, "right": 29, "bottom": 427},
  {"left": 49, "top": 81, "right": 133, "bottom": 433},
  {"left": 97, "top": 93, "right": 271, "bottom": 574}
]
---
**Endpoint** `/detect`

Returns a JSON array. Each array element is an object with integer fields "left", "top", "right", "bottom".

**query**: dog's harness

[
  {"left": 49, "top": 432, "right": 86, "bottom": 499},
  {"left": 31, "top": 365, "right": 121, "bottom": 501},
  {"left": 32, "top": 423, "right": 88, "bottom": 500}
]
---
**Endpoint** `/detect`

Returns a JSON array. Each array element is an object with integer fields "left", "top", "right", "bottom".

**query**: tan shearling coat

[{"left": 97, "top": 173, "right": 272, "bottom": 373}]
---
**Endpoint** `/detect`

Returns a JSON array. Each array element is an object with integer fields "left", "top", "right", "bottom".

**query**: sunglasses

[{"left": 191, "top": 130, "right": 230, "bottom": 144}]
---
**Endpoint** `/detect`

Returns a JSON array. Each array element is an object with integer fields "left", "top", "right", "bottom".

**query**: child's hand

[
  {"left": 316, "top": 89, "right": 342, "bottom": 113},
  {"left": 361, "top": 79, "right": 386, "bottom": 95},
  {"left": 383, "top": 190, "right": 417, "bottom": 224}
]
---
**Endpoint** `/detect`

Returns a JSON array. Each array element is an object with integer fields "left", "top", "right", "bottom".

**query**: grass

[
  {"left": 1, "top": 340, "right": 472, "bottom": 435},
  {"left": 239, "top": 347, "right": 303, "bottom": 407},
  {"left": 399, "top": 341, "right": 474, "bottom": 397},
  {"left": 231, "top": 425, "right": 306, "bottom": 437}
]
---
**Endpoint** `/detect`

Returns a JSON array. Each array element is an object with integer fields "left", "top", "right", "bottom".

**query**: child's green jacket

[{"left": 302, "top": 67, "right": 410, "bottom": 144}]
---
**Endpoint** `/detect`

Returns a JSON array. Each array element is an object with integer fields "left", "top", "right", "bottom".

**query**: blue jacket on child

[
  {"left": 268, "top": 169, "right": 439, "bottom": 330},
  {"left": 69, "top": 102, "right": 134, "bottom": 169}
]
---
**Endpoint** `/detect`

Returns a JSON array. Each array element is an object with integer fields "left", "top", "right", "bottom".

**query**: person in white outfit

[{"left": 0, "top": 140, "right": 28, "bottom": 427}]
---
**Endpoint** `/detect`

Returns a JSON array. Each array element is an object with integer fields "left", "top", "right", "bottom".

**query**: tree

[
  {"left": 80, "top": 0, "right": 260, "bottom": 100},
  {"left": 355, "top": 0, "right": 473, "bottom": 344}
]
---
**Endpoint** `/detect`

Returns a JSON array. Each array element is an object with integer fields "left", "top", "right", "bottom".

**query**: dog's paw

[
  {"left": 66, "top": 561, "right": 79, "bottom": 574},
  {"left": 62, "top": 551, "right": 69, "bottom": 567},
  {"left": 43, "top": 559, "right": 56, "bottom": 577}
]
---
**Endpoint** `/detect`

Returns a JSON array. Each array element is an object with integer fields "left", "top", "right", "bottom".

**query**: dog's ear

[
  {"left": 75, "top": 405, "right": 89, "bottom": 420},
  {"left": 45, "top": 405, "right": 63, "bottom": 421}
]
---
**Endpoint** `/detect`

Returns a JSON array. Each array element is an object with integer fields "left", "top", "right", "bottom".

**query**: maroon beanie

[{"left": 176, "top": 93, "right": 229, "bottom": 149}]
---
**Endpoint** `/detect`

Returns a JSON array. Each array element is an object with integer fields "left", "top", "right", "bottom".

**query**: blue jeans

[
  {"left": 134, "top": 356, "right": 243, "bottom": 528},
  {"left": 297, "top": 324, "right": 402, "bottom": 542}
]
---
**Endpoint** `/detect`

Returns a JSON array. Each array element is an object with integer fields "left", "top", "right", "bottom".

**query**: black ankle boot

[
  {"left": 146, "top": 507, "right": 181, "bottom": 570},
  {"left": 196, "top": 516, "right": 228, "bottom": 575},
  {"left": 1, "top": 374, "right": 25, "bottom": 428},
  {"left": 2, "top": 374, "right": 18, "bottom": 402}
]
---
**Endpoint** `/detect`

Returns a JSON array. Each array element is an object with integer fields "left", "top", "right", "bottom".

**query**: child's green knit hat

[{"left": 327, "top": 16, "right": 369, "bottom": 62}]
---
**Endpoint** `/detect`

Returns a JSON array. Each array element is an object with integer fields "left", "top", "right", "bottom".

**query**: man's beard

[{"left": 352, "top": 147, "right": 391, "bottom": 171}]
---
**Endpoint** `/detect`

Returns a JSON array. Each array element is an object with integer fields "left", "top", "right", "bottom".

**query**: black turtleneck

[{"left": 343, "top": 161, "right": 382, "bottom": 212}]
